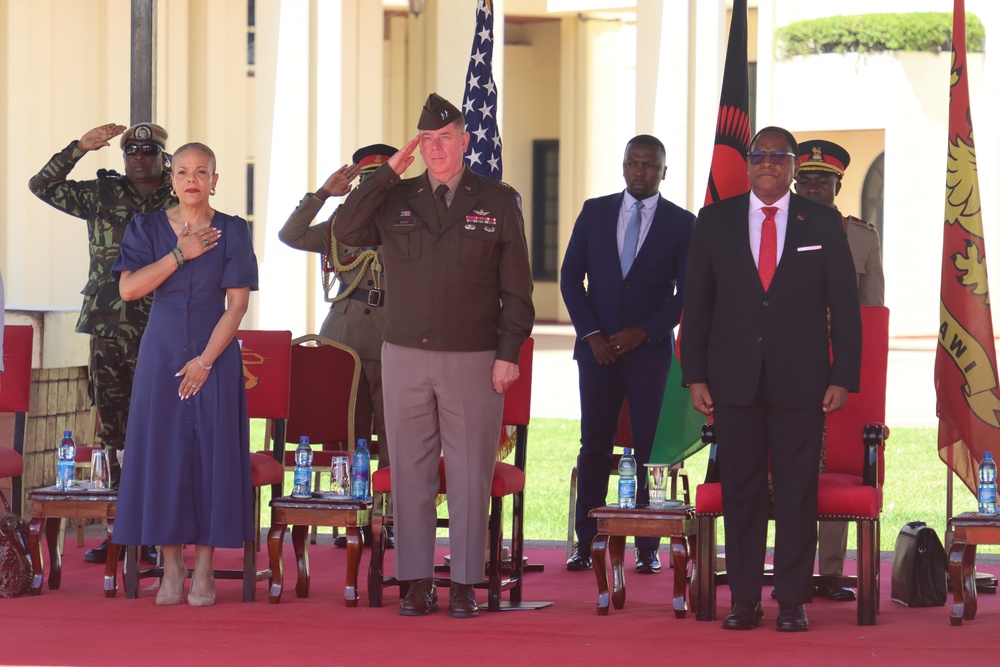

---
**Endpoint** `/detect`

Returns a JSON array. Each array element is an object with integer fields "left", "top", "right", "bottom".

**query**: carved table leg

[
  {"left": 609, "top": 534, "right": 626, "bottom": 610},
  {"left": 344, "top": 527, "right": 362, "bottom": 607},
  {"left": 267, "top": 522, "right": 286, "bottom": 603},
  {"left": 291, "top": 524, "right": 310, "bottom": 598},
  {"left": 44, "top": 517, "right": 62, "bottom": 590},
  {"left": 592, "top": 533, "right": 610, "bottom": 615},
  {"left": 948, "top": 540, "right": 979, "bottom": 626},
  {"left": 103, "top": 525, "right": 118, "bottom": 598},
  {"left": 27, "top": 517, "right": 45, "bottom": 595},
  {"left": 368, "top": 515, "right": 385, "bottom": 608},
  {"left": 670, "top": 534, "right": 689, "bottom": 619}
]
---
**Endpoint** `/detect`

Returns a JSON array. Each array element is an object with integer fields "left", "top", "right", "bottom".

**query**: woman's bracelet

[
  {"left": 196, "top": 355, "right": 213, "bottom": 370},
  {"left": 170, "top": 247, "right": 185, "bottom": 270}
]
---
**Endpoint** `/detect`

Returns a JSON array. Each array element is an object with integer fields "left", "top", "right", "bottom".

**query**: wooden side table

[
  {"left": 947, "top": 511, "right": 1000, "bottom": 626},
  {"left": 267, "top": 494, "right": 371, "bottom": 606},
  {"left": 589, "top": 504, "right": 696, "bottom": 618},
  {"left": 27, "top": 484, "right": 119, "bottom": 597}
]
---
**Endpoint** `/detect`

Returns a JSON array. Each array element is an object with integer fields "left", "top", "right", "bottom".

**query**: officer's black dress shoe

[
  {"left": 566, "top": 543, "right": 592, "bottom": 571},
  {"left": 333, "top": 525, "right": 377, "bottom": 548},
  {"left": 721, "top": 601, "right": 764, "bottom": 630},
  {"left": 775, "top": 603, "right": 809, "bottom": 632},
  {"left": 634, "top": 548, "right": 661, "bottom": 574},
  {"left": 84, "top": 539, "right": 123, "bottom": 563},
  {"left": 815, "top": 584, "right": 856, "bottom": 601},
  {"left": 141, "top": 545, "right": 158, "bottom": 565}
]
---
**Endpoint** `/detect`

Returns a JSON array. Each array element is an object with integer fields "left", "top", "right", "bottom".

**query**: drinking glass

[
  {"left": 645, "top": 463, "right": 670, "bottom": 508},
  {"left": 91, "top": 449, "right": 111, "bottom": 490},
  {"left": 329, "top": 455, "right": 351, "bottom": 498}
]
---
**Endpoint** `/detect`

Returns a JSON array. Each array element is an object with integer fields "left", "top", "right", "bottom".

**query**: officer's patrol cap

[
  {"left": 352, "top": 144, "right": 398, "bottom": 174},
  {"left": 417, "top": 93, "right": 462, "bottom": 131},
  {"left": 119, "top": 123, "right": 168, "bottom": 149},
  {"left": 798, "top": 140, "right": 850, "bottom": 177}
]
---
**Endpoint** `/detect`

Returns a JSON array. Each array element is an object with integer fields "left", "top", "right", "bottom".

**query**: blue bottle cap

[
  {"left": 623, "top": 447, "right": 632, "bottom": 456},
  {"left": 300, "top": 436, "right": 309, "bottom": 445},
  {"left": 64, "top": 430, "right": 72, "bottom": 437},
  {"left": 986, "top": 452, "right": 993, "bottom": 459}
]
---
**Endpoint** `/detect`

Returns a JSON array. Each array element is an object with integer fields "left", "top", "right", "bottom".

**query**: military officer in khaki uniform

[
  {"left": 335, "top": 93, "right": 534, "bottom": 619},
  {"left": 29, "top": 122, "right": 176, "bottom": 565},
  {"left": 795, "top": 139, "right": 885, "bottom": 602},
  {"left": 279, "top": 144, "right": 396, "bottom": 547}
]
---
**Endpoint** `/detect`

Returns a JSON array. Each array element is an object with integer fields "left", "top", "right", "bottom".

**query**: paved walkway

[{"left": 531, "top": 324, "right": 938, "bottom": 428}]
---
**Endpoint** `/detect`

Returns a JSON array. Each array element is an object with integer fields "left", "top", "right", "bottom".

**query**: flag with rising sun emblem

[
  {"left": 462, "top": 0, "right": 502, "bottom": 179},
  {"left": 935, "top": 0, "right": 999, "bottom": 495},
  {"left": 650, "top": 0, "right": 750, "bottom": 466}
]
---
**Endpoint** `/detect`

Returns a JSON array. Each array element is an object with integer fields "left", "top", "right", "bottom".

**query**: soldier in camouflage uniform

[
  {"left": 29, "top": 122, "right": 176, "bottom": 564},
  {"left": 279, "top": 144, "right": 396, "bottom": 548}
]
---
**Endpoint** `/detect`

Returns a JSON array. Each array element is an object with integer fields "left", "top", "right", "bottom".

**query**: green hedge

[{"left": 776, "top": 12, "right": 985, "bottom": 60}]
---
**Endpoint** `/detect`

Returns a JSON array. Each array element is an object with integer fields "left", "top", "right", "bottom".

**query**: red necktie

[{"left": 758, "top": 206, "right": 778, "bottom": 291}]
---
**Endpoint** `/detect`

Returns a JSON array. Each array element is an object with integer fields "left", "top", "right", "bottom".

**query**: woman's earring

[
  {"left": 210, "top": 188, "right": 216, "bottom": 196},
  {"left": 170, "top": 189, "right": 177, "bottom": 197}
]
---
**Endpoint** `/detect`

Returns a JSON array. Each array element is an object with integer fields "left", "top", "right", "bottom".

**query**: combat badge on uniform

[{"left": 467, "top": 210, "right": 497, "bottom": 233}]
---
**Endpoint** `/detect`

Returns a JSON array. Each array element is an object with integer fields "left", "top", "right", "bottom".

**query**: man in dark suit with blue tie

[
  {"left": 562, "top": 135, "right": 695, "bottom": 574},
  {"left": 681, "top": 127, "right": 862, "bottom": 632}
]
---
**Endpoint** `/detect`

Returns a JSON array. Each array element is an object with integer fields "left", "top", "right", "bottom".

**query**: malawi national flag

[
  {"left": 462, "top": 0, "right": 502, "bottom": 179},
  {"left": 650, "top": 0, "right": 751, "bottom": 465},
  {"left": 935, "top": 0, "right": 1000, "bottom": 495}
]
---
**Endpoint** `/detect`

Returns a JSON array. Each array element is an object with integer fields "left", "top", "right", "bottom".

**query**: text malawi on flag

[
  {"left": 935, "top": 0, "right": 1000, "bottom": 495},
  {"left": 462, "top": 0, "right": 502, "bottom": 179}
]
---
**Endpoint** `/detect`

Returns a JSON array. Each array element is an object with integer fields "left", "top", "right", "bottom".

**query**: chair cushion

[
  {"left": 371, "top": 459, "right": 525, "bottom": 497},
  {"left": 695, "top": 473, "right": 882, "bottom": 520},
  {"left": 0, "top": 448, "right": 24, "bottom": 479},
  {"left": 250, "top": 452, "right": 284, "bottom": 487}
]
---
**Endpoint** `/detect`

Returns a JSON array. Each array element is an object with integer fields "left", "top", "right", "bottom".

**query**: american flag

[{"left": 462, "top": 0, "right": 502, "bottom": 179}]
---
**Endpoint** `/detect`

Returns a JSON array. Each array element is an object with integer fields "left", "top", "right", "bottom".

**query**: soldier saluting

[{"left": 29, "top": 122, "right": 176, "bottom": 565}]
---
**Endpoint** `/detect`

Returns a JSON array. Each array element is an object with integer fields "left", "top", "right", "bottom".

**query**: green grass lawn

[{"left": 256, "top": 418, "right": 997, "bottom": 555}]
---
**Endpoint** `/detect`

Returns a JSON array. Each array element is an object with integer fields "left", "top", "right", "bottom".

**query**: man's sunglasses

[
  {"left": 746, "top": 150, "right": 794, "bottom": 165},
  {"left": 123, "top": 143, "right": 162, "bottom": 157}
]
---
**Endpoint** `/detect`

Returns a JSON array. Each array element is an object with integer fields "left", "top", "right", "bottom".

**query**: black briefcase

[{"left": 890, "top": 521, "right": 947, "bottom": 607}]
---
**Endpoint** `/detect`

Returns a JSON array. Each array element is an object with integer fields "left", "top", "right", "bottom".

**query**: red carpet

[{"left": 1, "top": 537, "right": 998, "bottom": 666}]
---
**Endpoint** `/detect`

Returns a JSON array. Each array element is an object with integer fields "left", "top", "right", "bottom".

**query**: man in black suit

[
  {"left": 561, "top": 135, "right": 694, "bottom": 574},
  {"left": 680, "top": 126, "right": 862, "bottom": 632}
]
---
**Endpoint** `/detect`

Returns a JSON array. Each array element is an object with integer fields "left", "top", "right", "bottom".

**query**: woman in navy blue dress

[{"left": 111, "top": 142, "right": 258, "bottom": 606}]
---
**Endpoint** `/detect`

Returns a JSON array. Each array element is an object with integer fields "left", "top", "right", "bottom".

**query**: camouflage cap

[
  {"left": 119, "top": 123, "right": 168, "bottom": 149},
  {"left": 417, "top": 93, "right": 462, "bottom": 131}
]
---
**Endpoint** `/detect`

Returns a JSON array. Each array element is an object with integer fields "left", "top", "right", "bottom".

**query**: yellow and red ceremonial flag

[
  {"left": 650, "top": 0, "right": 750, "bottom": 465},
  {"left": 935, "top": 0, "right": 1000, "bottom": 494}
]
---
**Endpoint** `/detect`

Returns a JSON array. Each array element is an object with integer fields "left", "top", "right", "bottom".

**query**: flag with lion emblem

[{"left": 935, "top": 0, "right": 999, "bottom": 495}]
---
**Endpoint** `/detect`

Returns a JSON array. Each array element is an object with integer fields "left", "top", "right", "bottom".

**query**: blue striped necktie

[{"left": 621, "top": 200, "right": 643, "bottom": 277}]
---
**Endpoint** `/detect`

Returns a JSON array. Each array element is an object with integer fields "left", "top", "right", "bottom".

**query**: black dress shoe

[
  {"left": 141, "top": 545, "right": 158, "bottom": 566},
  {"left": 566, "top": 544, "right": 592, "bottom": 571},
  {"left": 634, "top": 548, "right": 661, "bottom": 574},
  {"left": 84, "top": 539, "right": 124, "bottom": 564},
  {"left": 334, "top": 525, "right": 375, "bottom": 549},
  {"left": 776, "top": 603, "right": 809, "bottom": 632},
  {"left": 399, "top": 578, "right": 438, "bottom": 616},
  {"left": 447, "top": 583, "right": 479, "bottom": 618},
  {"left": 722, "top": 601, "right": 764, "bottom": 630},
  {"left": 815, "top": 584, "right": 856, "bottom": 601}
]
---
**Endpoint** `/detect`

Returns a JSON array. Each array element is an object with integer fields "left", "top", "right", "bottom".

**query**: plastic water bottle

[
  {"left": 979, "top": 451, "right": 998, "bottom": 515},
  {"left": 56, "top": 430, "right": 76, "bottom": 491},
  {"left": 352, "top": 439, "right": 371, "bottom": 501},
  {"left": 618, "top": 447, "right": 637, "bottom": 509},
  {"left": 292, "top": 436, "right": 313, "bottom": 498}
]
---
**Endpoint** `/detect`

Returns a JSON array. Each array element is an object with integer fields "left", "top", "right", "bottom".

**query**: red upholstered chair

[
  {"left": 0, "top": 325, "right": 34, "bottom": 517},
  {"left": 278, "top": 334, "right": 361, "bottom": 480},
  {"left": 692, "top": 305, "right": 890, "bottom": 626},
  {"left": 368, "top": 338, "right": 546, "bottom": 611},
  {"left": 226, "top": 329, "right": 291, "bottom": 601}
]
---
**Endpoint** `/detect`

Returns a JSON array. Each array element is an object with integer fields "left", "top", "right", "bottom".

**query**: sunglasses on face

[
  {"left": 746, "top": 150, "right": 794, "bottom": 165},
  {"left": 123, "top": 143, "right": 162, "bottom": 157}
]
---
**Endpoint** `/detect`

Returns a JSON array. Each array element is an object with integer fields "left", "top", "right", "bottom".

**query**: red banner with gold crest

[{"left": 935, "top": 0, "right": 1000, "bottom": 494}]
